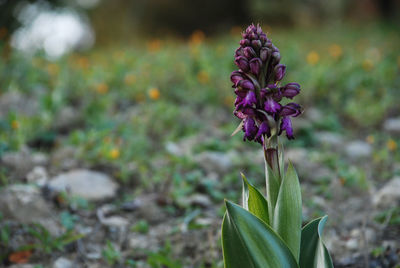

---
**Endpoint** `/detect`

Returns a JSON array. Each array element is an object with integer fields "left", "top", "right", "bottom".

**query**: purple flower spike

[
  {"left": 282, "top": 83, "right": 300, "bottom": 99},
  {"left": 280, "top": 103, "right": 302, "bottom": 117},
  {"left": 274, "top": 64, "right": 286, "bottom": 81},
  {"left": 264, "top": 97, "right": 282, "bottom": 115},
  {"left": 243, "top": 117, "right": 258, "bottom": 141},
  {"left": 279, "top": 117, "right": 294, "bottom": 139},
  {"left": 231, "top": 24, "right": 302, "bottom": 142},
  {"left": 249, "top": 58, "right": 262, "bottom": 76},
  {"left": 235, "top": 56, "right": 249, "bottom": 72}
]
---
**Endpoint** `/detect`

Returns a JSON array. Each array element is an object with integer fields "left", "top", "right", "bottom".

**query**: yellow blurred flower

[
  {"left": 362, "top": 59, "right": 374, "bottom": 71},
  {"left": 307, "top": 51, "right": 320, "bottom": 65},
  {"left": 189, "top": 30, "right": 205, "bottom": 46},
  {"left": 366, "top": 135, "right": 374, "bottom": 144},
  {"left": 148, "top": 88, "right": 160, "bottom": 100},
  {"left": 197, "top": 71, "right": 209, "bottom": 84},
  {"left": 328, "top": 44, "right": 342, "bottom": 59},
  {"left": 223, "top": 95, "right": 235, "bottom": 107},
  {"left": 96, "top": 83, "right": 109, "bottom": 94},
  {"left": 147, "top": 39, "right": 161, "bottom": 53},
  {"left": 76, "top": 56, "right": 89, "bottom": 69},
  {"left": 387, "top": 139, "right": 397, "bottom": 152},
  {"left": 124, "top": 74, "right": 137, "bottom": 85},
  {"left": 11, "top": 120, "right": 19, "bottom": 130},
  {"left": 109, "top": 148, "right": 120, "bottom": 159}
]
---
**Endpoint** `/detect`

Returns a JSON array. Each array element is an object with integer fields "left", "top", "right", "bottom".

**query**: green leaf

[
  {"left": 265, "top": 163, "right": 280, "bottom": 224},
  {"left": 222, "top": 200, "right": 299, "bottom": 268},
  {"left": 273, "top": 162, "right": 302, "bottom": 261},
  {"left": 299, "top": 216, "right": 333, "bottom": 268},
  {"left": 241, "top": 173, "right": 269, "bottom": 225}
]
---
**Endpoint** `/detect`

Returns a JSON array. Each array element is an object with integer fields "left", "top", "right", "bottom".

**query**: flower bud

[
  {"left": 249, "top": 58, "right": 262, "bottom": 76},
  {"left": 240, "top": 39, "right": 250, "bottom": 47},
  {"left": 251, "top": 40, "right": 262, "bottom": 50},
  {"left": 271, "top": 51, "right": 281, "bottom": 65},
  {"left": 238, "top": 79, "right": 255, "bottom": 91},
  {"left": 260, "top": 47, "right": 269, "bottom": 62},
  {"left": 274, "top": 64, "right": 286, "bottom": 81},
  {"left": 282, "top": 83, "right": 300, "bottom": 99},
  {"left": 234, "top": 56, "right": 249, "bottom": 72},
  {"left": 244, "top": 47, "right": 257, "bottom": 59},
  {"left": 235, "top": 47, "right": 245, "bottom": 57},
  {"left": 230, "top": 71, "right": 245, "bottom": 86},
  {"left": 280, "top": 103, "right": 301, "bottom": 117}
]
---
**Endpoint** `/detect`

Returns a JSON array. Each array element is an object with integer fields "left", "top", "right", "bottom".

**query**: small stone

[
  {"left": 373, "top": 177, "right": 400, "bottom": 208},
  {"left": 50, "top": 146, "right": 78, "bottom": 170},
  {"left": 384, "top": 117, "right": 400, "bottom": 135},
  {"left": 194, "top": 151, "right": 236, "bottom": 174},
  {"left": 53, "top": 257, "right": 73, "bottom": 268},
  {"left": 0, "top": 185, "right": 61, "bottom": 235},
  {"left": 26, "top": 166, "right": 48, "bottom": 186},
  {"left": 54, "top": 106, "right": 81, "bottom": 132},
  {"left": 316, "top": 131, "right": 344, "bottom": 148},
  {"left": 345, "top": 238, "right": 358, "bottom": 250},
  {"left": 1, "top": 147, "right": 34, "bottom": 180},
  {"left": 345, "top": 141, "right": 372, "bottom": 159},
  {"left": 48, "top": 169, "right": 118, "bottom": 201}
]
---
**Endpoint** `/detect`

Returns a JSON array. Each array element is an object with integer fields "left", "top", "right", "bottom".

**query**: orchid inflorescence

[{"left": 231, "top": 24, "right": 302, "bottom": 143}]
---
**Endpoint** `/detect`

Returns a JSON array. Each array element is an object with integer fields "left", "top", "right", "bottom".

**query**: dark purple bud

[
  {"left": 235, "top": 47, "right": 245, "bottom": 57},
  {"left": 279, "top": 117, "right": 294, "bottom": 139},
  {"left": 271, "top": 51, "right": 281, "bottom": 65},
  {"left": 274, "top": 64, "right": 286, "bottom": 81},
  {"left": 238, "top": 80, "right": 255, "bottom": 91},
  {"left": 256, "top": 24, "right": 263, "bottom": 35},
  {"left": 249, "top": 32, "right": 258, "bottom": 40},
  {"left": 282, "top": 83, "right": 300, "bottom": 99},
  {"left": 240, "top": 39, "right": 250, "bottom": 47},
  {"left": 255, "top": 121, "right": 271, "bottom": 140},
  {"left": 251, "top": 40, "right": 262, "bottom": 50},
  {"left": 249, "top": 58, "right": 262, "bottom": 76},
  {"left": 264, "top": 97, "right": 282, "bottom": 114},
  {"left": 235, "top": 56, "right": 249, "bottom": 72},
  {"left": 280, "top": 103, "right": 302, "bottom": 117},
  {"left": 230, "top": 71, "right": 245, "bottom": 86},
  {"left": 234, "top": 88, "right": 247, "bottom": 98},
  {"left": 244, "top": 47, "right": 257, "bottom": 59},
  {"left": 243, "top": 117, "right": 258, "bottom": 141},
  {"left": 260, "top": 47, "right": 269, "bottom": 62}
]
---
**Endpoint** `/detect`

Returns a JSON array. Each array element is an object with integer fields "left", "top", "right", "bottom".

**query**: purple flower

[
  {"left": 260, "top": 47, "right": 269, "bottom": 62},
  {"left": 282, "top": 83, "right": 300, "bottom": 99},
  {"left": 230, "top": 71, "right": 245, "bottom": 86},
  {"left": 264, "top": 97, "right": 282, "bottom": 115},
  {"left": 238, "top": 90, "right": 257, "bottom": 108},
  {"left": 274, "top": 64, "right": 286, "bottom": 81},
  {"left": 238, "top": 80, "right": 255, "bottom": 91},
  {"left": 244, "top": 47, "right": 257, "bottom": 59},
  {"left": 279, "top": 117, "right": 294, "bottom": 139},
  {"left": 280, "top": 103, "right": 301, "bottom": 117},
  {"left": 249, "top": 58, "right": 262, "bottom": 76},
  {"left": 243, "top": 117, "right": 258, "bottom": 141},
  {"left": 255, "top": 121, "right": 271, "bottom": 141}
]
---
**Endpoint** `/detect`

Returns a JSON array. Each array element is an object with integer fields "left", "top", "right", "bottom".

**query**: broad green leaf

[
  {"left": 265, "top": 163, "right": 280, "bottom": 224},
  {"left": 299, "top": 216, "right": 333, "bottom": 268},
  {"left": 273, "top": 162, "right": 302, "bottom": 261},
  {"left": 241, "top": 173, "right": 269, "bottom": 225},
  {"left": 222, "top": 200, "right": 299, "bottom": 268}
]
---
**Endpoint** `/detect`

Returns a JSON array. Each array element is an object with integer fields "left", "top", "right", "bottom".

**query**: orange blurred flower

[
  {"left": 328, "top": 44, "right": 342, "bottom": 59},
  {"left": 189, "top": 30, "right": 205, "bottom": 46},
  {"left": 11, "top": 120, "right": 19, "bottom": 130},
  {"left": 366, "top": 135, "right": 374, "bottom": 144},
  {"left": 147, "top": 39, "right": 161, "bottom": 53},
  {"left": 362, "top": 59, "right": 374, "bottom": 71},
  {"left": 9, "top": 250, "right": 32, "bottom": 264},
  {"left": 306, "top": 51, "right": 320, "bottom": 65},
  {"left": 148, "top": 88, "right": 160, "bottom": 100},
  {"left": 387, "top": 139, "right": 397, "bottom": 151},
  {"left": 197, "top": 71, "right": 209, "bottom": 84},
  {"left": 96, "top": 83, "right": 109, "bottom": 94},
  {"left": 109, "top": 148, "right": 120, "bottom": 159}
]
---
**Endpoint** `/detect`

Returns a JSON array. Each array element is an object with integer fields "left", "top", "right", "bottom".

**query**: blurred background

[{"left": 0, "top": 0, "right": 400, "bottom": 267}]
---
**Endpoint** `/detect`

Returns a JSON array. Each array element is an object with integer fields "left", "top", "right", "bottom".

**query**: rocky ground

[{"left": 0, "top": 105, "right": 400, "bottom": 268}]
